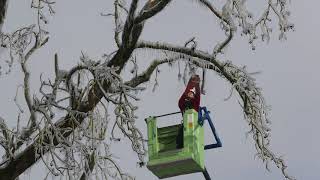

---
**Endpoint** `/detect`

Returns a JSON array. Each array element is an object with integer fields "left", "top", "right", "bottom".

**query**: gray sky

[{"left": 1, "top": 0, "right": 319, "bottom": 180}]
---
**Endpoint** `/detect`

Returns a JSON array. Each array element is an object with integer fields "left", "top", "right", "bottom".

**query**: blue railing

[{"left": 198, "top": 107, "right": 222, "bottom": 150}]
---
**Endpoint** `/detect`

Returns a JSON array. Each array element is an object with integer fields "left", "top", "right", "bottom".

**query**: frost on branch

[
  {"left": 87, "top": 59, "right": 147, "bottom": 163},
  {"left": 0, "top": 51, "right": 147, "bottom": 178},
  {"left": 0, "top": 116, "right": 11, "bottom": 166},
  {"left": 220, "top": 61, "right": 295, "bottom": 180},
  {"left": 0, "top": 25, "right": 36, "bottom": 75},
  {"left": 0, "top": 0, "right": 54, "bottom": 76},
  {"left": 219, "top": 0, "right": 294, "bottom": 51}
]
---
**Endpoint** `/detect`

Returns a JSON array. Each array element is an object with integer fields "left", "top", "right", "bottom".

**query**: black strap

[{"left": 153, "top": 111, "right": 181, "bottom": 118}]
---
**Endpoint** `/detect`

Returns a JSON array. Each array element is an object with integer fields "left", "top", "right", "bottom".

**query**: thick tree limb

[
  {"left": 134, "top": 0, "right": 172, "bottom": 24},
  {"left": 121, "top": 0, "right": 139, "bottom": 45},
  {"left": 108, "top": 0, "right": 172, "bottom": 73},
  {"left": 0, "top": 0, "right": 8, "bottom": 30}
]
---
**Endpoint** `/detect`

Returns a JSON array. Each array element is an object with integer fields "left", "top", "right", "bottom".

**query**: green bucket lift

[{"left": 145, "top": 107, "right": 222, "bottom": 180}]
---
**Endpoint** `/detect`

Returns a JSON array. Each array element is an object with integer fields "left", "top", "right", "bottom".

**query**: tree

[{"left": 0, "top": 0, "right": 295, "bottom": 180}]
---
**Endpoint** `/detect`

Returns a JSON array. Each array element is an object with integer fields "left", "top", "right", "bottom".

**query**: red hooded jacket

[{"left": 178, "top": 75, "right": 201, "bottom": 112}]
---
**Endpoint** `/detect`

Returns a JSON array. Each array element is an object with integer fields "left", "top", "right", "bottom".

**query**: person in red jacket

[
  {"left": 178, "top": 74, "right": 201, "bottom": 113},
  {"left": 176, "top": 74, "right": 201, "bottom": 149}
]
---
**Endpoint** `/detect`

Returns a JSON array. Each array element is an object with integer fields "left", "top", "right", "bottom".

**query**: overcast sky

[{"left": 1, "top": 0, "right": 319, "bottom": 180}]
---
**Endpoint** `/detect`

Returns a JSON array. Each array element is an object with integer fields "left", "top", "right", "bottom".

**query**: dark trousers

[{"left": 176, "top": 124, "right": 184, "bottom": 149}]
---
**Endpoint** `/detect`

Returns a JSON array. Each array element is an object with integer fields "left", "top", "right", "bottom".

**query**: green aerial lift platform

[{"left": 145, "top": 107, "right": 222, "bottom": 180}]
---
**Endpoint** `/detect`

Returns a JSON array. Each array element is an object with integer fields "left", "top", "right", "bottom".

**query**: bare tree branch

[{"left": 136, "top": 40, "right": 234, "bottom": 82}]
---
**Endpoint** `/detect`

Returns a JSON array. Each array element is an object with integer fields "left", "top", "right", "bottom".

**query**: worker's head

[{"left": 190, "top": 74, "right": 200, "bottom": 84}]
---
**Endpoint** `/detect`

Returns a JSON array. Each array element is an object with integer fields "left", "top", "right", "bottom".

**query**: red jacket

[{"left": 178, "top": 76, "right": 201, "bottom": 112}]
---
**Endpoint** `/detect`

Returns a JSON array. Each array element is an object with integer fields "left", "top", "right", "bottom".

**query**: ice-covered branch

[
  {"left": 0, "top": 116, "right": 10, "bottom": 160},
  {"left": 136, "top": 40, "right": 226, "bottom": 73},
  {"left": 220, "top": 0, "right": 294, "bottom": 48},
  {"left": 113, "top": 0, "right": 122, "bottom": 47},
  {"left": 222, "top": 62, "right": 294, "bottom": 180},
  {"left": 121, "top": 0, "right": 139, "bottom": 45},
  {"left": 125, "top": 56, "right": 180, "bottom": 87},
  {"left": 134, "top": 0, "right": 172, "bottom": 24},
  {"left": 20, "top": 33, "right": 49, "bottom": 128}
]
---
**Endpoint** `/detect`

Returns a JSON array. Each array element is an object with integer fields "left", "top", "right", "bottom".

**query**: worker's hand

[{"left": 187, "top": 91, "right": 195, "bottom": 99}]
